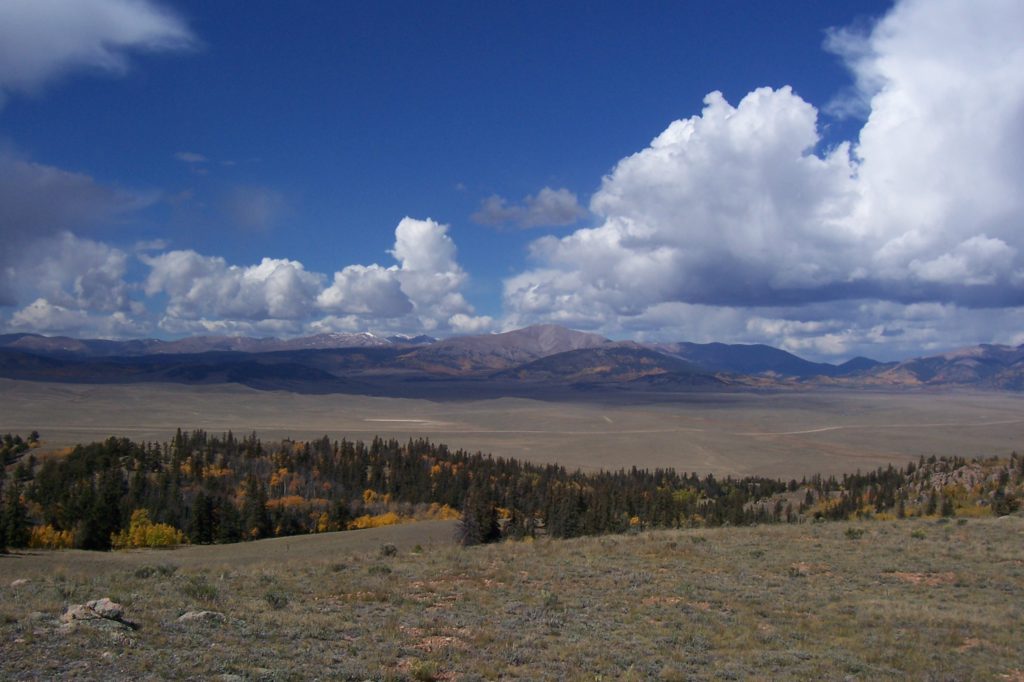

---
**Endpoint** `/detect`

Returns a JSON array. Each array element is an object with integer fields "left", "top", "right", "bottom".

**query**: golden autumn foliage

[
  {"left": 266, "top": 496, "right": 329, "bottom": 510},
  {"left": 267, "top": 495, "right": 309, "bottom": 510},
  {"left": 313, "top": 512, "right": 329, "bottom": 533},
  {"left": 111, "top": 509, "right": 186, "bottom": 549},
  {"left": 270, "top": 467, "right": 290, "bottom": 489},
  {"left": 425, "top": 503, "right": 461, "bottom": 521},
  {"left": 204, "top": 465, "right": 233, "bottom": 479},
  {"left": 348, "top": 511, "right": 404, "bottom": 530},
  {"left": 29, "top": 524, "right": 74, "bottom": 549},
  {"left": 806, "top": 496, "right": 844, "bottom": 517}
]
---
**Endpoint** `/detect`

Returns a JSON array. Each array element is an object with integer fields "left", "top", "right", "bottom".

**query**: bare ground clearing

[{"left": 3, "top": 379, "right": 1023, "bottom": 478}]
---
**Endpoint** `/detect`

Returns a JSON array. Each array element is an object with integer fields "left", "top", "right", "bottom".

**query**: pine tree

[
  {"left": 940, "top": 494, "right": 955, "bottom": 517},
  {"left": 78, "top": 468, "right": 123, "bottom": 550},
  {"left": 0, "top": 485, "right": 9, "bottom": 553},
  {"left": 215, "top": 499, "right": 242, "bottom": 543},
  {"left": 331, "top": 498, "right": 352, "bottom": 530},
  {"left": 241, "top": 475, "right": 271, "bottom": 540},
  {"left": 1, "top": 481, "right": 30, "bottom": 549},
  {"left": 457, "top": 485, "right": 500, "bottom": 546},
  {"left": 189, "top": 492, "right": 215, "bottom": 544}
]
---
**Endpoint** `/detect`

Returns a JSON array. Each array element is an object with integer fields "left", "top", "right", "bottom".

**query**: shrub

[
  {"left": 181, "top": 575, "right": 219, "bottom": 603},
  {"left": 134, "top": 564, "right": 177, "bottom": 579},
  {"left": 264, "top": 590, "right": 289, "bottom": 610},
  {"left": 111, "top": 509, "right": 186, "bottom": 549},
  {"left": 845, "top": 527, "right": 864, "bottom": 540},
  {"left": 347, "top": 512, "right": 403, "bottom": 530},
  {"left": 410, "top": 660, "right": 439, "bottom": 682},
  {"left": 29, "top": 524, "right": 74, "bottom": 549}
]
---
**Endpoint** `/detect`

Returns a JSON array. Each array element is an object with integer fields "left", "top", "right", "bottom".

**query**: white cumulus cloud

[
  {"left": 317, "top": 264, "right": 412, "bottom": 317},
  {"left": 9, "top": 298, "right": 147, "bottom": 338},
  {"left": 318, "top": 217, "right": 492, "bottom": 333},
  {"left": 134, "top": 217, "right": 491, "bottom": 337},
  {"left": 20, "top": 232, "right": 140, "bottom": 314},
  {"left": 504, "top": 0, "right": 1024, "bottom": 358},
  {"left": 0, "top": 152, "right": 152, "bottom": 305},
  {"left": 143, "top": 251, "right": 325, "bottom": 325}
]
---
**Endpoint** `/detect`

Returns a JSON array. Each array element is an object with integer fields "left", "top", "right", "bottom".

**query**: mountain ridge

[{"left": 2, "top": 325, "right": 1022, "bottom": 393}]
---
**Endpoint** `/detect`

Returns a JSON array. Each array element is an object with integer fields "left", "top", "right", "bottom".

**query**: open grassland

[
  {"left": 4, "top": 379, "right": 1024, "bottom": 478},
  {"left": 1, "top": 516, "right": 1022, "bottom": 680}
]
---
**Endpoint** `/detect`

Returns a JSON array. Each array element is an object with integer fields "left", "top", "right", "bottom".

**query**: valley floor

[
  {"left": 6, "top": 378, "right": 1024, "bottom": 478},
  {"left": 2, "top": 516, "right": 1022, "bottom": 680}
]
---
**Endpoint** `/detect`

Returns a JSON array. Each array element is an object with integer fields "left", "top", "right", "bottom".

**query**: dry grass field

[
  {"left": 4, "top": 378, "right": 1024, "bottom": 478},
  {"left": 1, "top": 516, "right": 1022, "bottom": 680}
]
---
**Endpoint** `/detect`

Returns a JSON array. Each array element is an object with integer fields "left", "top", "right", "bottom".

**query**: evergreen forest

[{"left": 1, "top": 430, "right": 1021, "bottom": 552}]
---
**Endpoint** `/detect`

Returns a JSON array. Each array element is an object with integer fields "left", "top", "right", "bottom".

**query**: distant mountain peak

[{"left": 3, "top": 328, "right": 1023, "bottom": 392}]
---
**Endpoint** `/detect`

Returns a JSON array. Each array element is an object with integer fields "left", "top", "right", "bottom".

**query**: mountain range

[{"left": 2, "top": 325, "right": 1023, "bottom": 394}]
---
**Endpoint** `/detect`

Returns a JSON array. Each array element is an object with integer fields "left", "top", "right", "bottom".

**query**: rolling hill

[
  {"left": 494, "top": 345, "right": 724, "bottom": 386},
  {"left": 650, "top": 341, "right": 885, "bottom": 378}
]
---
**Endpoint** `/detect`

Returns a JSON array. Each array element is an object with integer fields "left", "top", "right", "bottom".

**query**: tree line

[{"left": 1, "top": 430, "right": 1021, "bottom": 552}]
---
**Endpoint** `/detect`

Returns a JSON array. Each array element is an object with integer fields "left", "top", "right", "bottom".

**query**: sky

[{"left": 1, "top": 0, "right": 1023, "bottom": 362}]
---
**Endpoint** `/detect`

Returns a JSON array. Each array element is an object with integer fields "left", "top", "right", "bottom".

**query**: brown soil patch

[
  {"left": 791, "top": 561, "right": 832, "bottom": 576},
  {"left": 415, "top": 635, "right": 468, "bottom": 653},
  {"left": 891, "top": 571, "right": 956, "bottom": 586},
  {"left": 958, "top": 637, "right": 983, "bottom": 652}
]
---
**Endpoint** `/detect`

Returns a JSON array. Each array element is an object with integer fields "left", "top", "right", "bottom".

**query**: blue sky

[{"left": 2, "top": 0, "right": 1023, "bottom": 361}]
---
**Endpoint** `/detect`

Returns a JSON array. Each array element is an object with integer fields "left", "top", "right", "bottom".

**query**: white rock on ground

[
  {"left": 177, "top": 610, "right": 226, "bottom": 623},
  {"left": 60, "top": 598, "right": 125, "bottom": 624}
]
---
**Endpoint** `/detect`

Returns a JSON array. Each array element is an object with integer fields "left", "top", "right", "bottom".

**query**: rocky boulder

[{"left": 60, "top": 598, "right": 136, "bottom": 630}]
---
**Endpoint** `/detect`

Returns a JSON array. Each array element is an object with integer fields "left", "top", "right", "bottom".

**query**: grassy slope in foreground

[{"left": 2, "top": 517, "right": 1022, "bottom": 680}]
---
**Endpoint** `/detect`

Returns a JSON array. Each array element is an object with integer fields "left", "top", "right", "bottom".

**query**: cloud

[
  {"left": 505, "top": 86, "right": 860, "bottom": 314},
  {"left": 503, "top": 0, "right": 1024, "bottom": 357},
  {"left": 133, "top": 238, "right": 170, "bottom": 253},
  {"left": 318, "top": 217, "right": 492, "bottom": 333},
  {"left": 174, "top": 151, "right": 207, "bottom": 164},
  {"left": 472, "top": 187, "right": 586, "bottom": 229},
  {"left": 8, "top": 298, "right": 147, "bottom": 338},
  {"left": 223, "top": 185, "right": 287, "bottom": 232},
  {"left": 449, "top": 313, "right": 495, "bottom": 334},
  {"left": 152, "top": 316, "right": 306, "bottom": 338},
  {"left": 316, "top": 264, "right": 412, "bottom": 317},
  {"left": 18, "top": 232, "right": 140, "bottom": 314},
  {"left": 0, "top": 152, "right": 148, "bottom": 238},
  {"left": 389, "top": 217, "right": 490, "bottom": 332},
  {"left": 143, "top": 251, "right": 324, "bottom": 324},
  {"left": 0, "top": 152, "right": 152, "bottom": 304},
  {"left": 135, "top": 217, "right": 491, "bottom": 337},
  {"left": 0, "top": 0, "right": 194, "bottom": 106}
]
